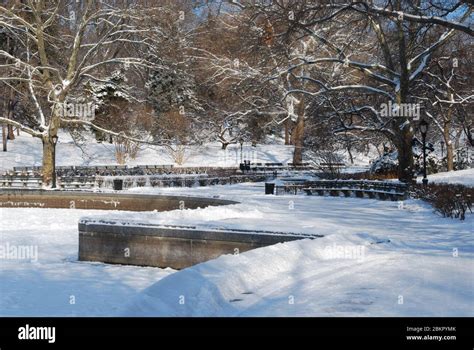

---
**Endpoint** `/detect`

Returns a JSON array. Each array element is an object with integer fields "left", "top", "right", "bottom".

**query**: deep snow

[{"left": 1, "top": 183, "right": 472, "bottom": 316}]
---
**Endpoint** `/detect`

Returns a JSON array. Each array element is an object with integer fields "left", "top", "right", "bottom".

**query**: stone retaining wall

[
  {"left": 79, "top": 220, "right": 319, "bottom": 269},
  {"left": 0, "top": 189, "right": 237, "bottom": 211}
]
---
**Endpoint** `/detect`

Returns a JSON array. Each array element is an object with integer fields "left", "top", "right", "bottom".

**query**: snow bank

[
  {"left": 423, "top": 168, "right": 474, "bottom": 187},
  {"left": 123, "top": 233, "right": 473, "bottom": 317},
  {"left": 119, "top": 185, "right": 473, "bottom": 317}
]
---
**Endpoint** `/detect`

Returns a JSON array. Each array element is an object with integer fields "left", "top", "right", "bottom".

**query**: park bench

[
  {"left": 287, "top": 162, "right": 314, "bottom": 170},
  {"left": 303, "top": 188, "right": 405, "bottom": 201},
  {"left": 0, "top": 176, "right": 42, "bottom": 188},
  {"left": 318, "top": 162, "right": 346, "bottom": 171},
  {"left": 272, "top": 179, "right": 407, "bottom": 201},
  {"left": 301, "top": 180, "right": 408, "bottom": 201}
]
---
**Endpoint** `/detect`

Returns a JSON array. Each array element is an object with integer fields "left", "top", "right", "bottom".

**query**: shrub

[
  {"left": 412, "top": 183, "right": 473, "bottom": 220},
  {"left": 370, "top": 151, "right": 398, "bottom": 175}
]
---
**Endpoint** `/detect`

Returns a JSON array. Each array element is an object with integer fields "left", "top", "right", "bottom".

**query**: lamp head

[{"left": 419, "top": 119, "right": 429, "bottom": 135}]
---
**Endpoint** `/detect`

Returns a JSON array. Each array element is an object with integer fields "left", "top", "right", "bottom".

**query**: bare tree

[
  {"left": 416, "top": 33, "right": 474, "bottom": 170},
  {"left": 245, "top": 0, "right": 472, "bottom": 181},
  {"left": 0, "top": 0, "right": 161, "bottom": 186}
]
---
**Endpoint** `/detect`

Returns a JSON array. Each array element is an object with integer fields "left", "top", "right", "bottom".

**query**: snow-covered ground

[
  {"left": 0, "top": 130, "right": 378, "bottom": 172},
  {"left": 0, "top": 131, "right": 295, "bottom": 171},
  {"left": 422, "top": 168, "right": 474, "bottom": 187},
  {"left": 1, "top": 183, "right": 472, "bottom": 316},
  {"left": 0, "top": 207, "right": 174, "bottom": 316}
]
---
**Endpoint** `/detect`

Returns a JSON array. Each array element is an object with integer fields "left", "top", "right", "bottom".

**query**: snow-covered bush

[
  {"left": 370, "top": 143, "right": 446, "bottom": 178},
  {"left": 369, "top": 151, "right": 398, "bottom": 175},
  {"left": 414, "top": 153, "right": 442, "bottom": 175},
  {"left": 454, "top": 147, "right": 473, "bottom": 170}
]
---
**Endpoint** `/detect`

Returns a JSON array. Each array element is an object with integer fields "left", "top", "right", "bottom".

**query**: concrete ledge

[
  {"left": 79, "top": 220, "right": 321, "bottom": 269},
  {"left": 0, "top": 189, "right": 238, "bottom": 211}
]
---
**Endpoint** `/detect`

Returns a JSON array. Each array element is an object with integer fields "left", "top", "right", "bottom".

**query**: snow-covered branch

[{"left": 0, "top": 117, "right": 43, "bottom": 137}]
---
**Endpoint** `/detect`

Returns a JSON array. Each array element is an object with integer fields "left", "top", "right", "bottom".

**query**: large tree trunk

[
  {"left": 396, "top": 128, "right": 414, "bottom": 183},
  {"left": 42, "top": 111, "right": 61, "bottom": 187},
  {"left": 292, "top": 98, "right": 305, "bottom": 165},
  {"left": 42, "top": 137, "right": 55, "bottom": 187},
  {"left": 395, "top": 13, "right": 415, "bottom": 183}
]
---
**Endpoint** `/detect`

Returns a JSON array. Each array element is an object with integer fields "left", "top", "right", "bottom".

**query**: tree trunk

[
  {"left": 446, "top": 141, "right": 454, "bottom": 171},
  {"left": 7, "top": 125, "right": 15, "bottom": 140},
  {"left": 395, "top": 14, "right": 414, "bottom": 183},
  {"left": 221, "top": 142, "right": 228, "bottom": 150},
  {"left": 347, "top": 145, "right": 354, "bottom": 164},
  {"left": 7, "top": 99, "right": 15, "bottom": 141},
  {"left": 42, "top": 137, "right": 55, "bottom": 187},
  {"left": 444, "top": 120, "right": 454, "bottom": 171},
  {"left": 2, "top": 97, "right": 7, "bottom": 152},
  {"left": 442, "top": 101, "right": 455, "bottom": 171},
  {"left": 42, "top": 108, "right": 61, "bottom": 187},
  {"left": 5, "top": 35, "right": 15, "bottom": 142},
  {"left": 284, "top": 119, "right": 290, "bottom": 145},
  {"left": 2, "top": 125, "right": 7, "bottom": 152},
  {"left": 396, "top": 127, "right": 414, "bottom": 183},
  {"left": 292, "top": 98, "right": 305, "bottom": 165}
]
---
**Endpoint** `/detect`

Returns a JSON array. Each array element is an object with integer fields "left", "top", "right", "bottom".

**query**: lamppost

[
  {"left": 51, "top": 135, "right": 59, "bottom": 189},
  {"left": 419, "top": 119, "right": 429, "bottom": 186}
]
